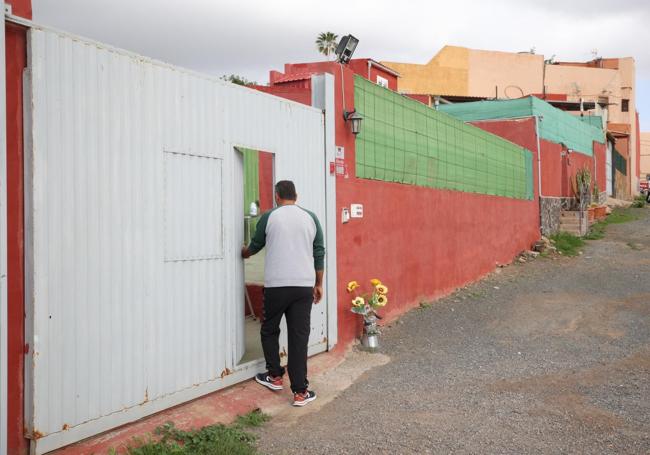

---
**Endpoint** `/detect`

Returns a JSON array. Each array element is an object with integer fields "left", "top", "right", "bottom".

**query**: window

[
  {"left": 621, "top": 99, "right": 629, "bottom": 112},
  {"left": 376, "top": 75, "right": 389, "bottom": 88}
]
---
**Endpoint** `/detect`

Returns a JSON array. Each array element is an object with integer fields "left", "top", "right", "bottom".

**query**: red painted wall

[
  {"left": 405, "top": 94, "right": 430, "bottom": 105},
  {"left": 532, "top": 93, "right": 568, "bottom": 101},
  {"left": 469, "top": 118, "right": 540, "bottom": 196},
  {"left": 259, "top": 62, "right": 541, "bottom": 347},
  {"left": 6, "top": 1, "right": 32, "bottom": 453},
  {"left": 471, "top": 119, "right": 603, "bottom": 199},
  {"left": 343, "top": 59, "right": 399, "bottom": 91},
  {"left": 258, "top": 152, "right": 274, "bottom": 212}
]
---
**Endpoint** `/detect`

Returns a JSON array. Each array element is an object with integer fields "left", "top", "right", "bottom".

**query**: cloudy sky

[{"left": 33, "top": 0, "right": 650, "bottom": 130}]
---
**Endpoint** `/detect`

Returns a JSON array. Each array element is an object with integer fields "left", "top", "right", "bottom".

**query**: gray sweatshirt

[{"left": 247, "top": 204, "right": 325, "bottom": 288}]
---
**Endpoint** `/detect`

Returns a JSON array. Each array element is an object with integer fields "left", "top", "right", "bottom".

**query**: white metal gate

[
  {"left": 606, "top": 140, "right": 613, "bottom": 196},
  {"left": 24, "top": 26, "right": 336, "bottom": 454}
]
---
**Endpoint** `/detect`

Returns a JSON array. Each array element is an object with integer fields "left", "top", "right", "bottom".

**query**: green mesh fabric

[
  {"left": 439, "top": 97, "right": 604, "bottom": 157},
  {"left": 242, "top": 148, "right": 260, "bottom": 214},
  {"left": 578, "top": 115, "right": 603, "bottom": 130},
  {"left": 354, "top": 76, "right": 533, "bottom": 200},
  {"left": 613, "top": 148, "right": 627, "bottom": 175}
]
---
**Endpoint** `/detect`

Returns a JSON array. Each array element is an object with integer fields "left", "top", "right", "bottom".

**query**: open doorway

[{"left": 236, "top": 148, "right": 276, "bottom": 364}]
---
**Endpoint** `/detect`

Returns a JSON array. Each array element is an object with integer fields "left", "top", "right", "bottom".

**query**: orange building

[{"left": 384, "top": 46, "right": 640, "bottom": 197}]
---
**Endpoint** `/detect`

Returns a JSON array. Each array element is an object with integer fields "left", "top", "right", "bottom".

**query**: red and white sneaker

[
  {"left": 255, "top": 372, "right": 283, "bottom": 391},
  {"left": 292, "top": 390, "right": 317, "bottom": 407}
]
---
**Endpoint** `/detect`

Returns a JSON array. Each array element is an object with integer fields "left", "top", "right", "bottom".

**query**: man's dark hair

[{"left": 275, "top": 180, "right": 297, "bottom": 200}]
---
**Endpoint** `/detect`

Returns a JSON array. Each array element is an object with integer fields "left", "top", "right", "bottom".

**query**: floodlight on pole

[{"left": 335, "top": 35, "right": 359, "bottom": 64}]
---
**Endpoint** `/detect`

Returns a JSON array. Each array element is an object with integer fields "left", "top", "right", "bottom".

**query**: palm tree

[{"left": 316, "top": 32, "right": 339, "bottom": 60}]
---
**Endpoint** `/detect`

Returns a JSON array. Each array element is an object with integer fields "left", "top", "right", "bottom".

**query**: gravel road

[{"left": 256, "top": 207, "right": 650, "bottom": 455}]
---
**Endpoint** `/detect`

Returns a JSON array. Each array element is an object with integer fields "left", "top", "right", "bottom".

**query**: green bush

[{"left": 632, "top": 195, "right": 646, "bottom": 208}]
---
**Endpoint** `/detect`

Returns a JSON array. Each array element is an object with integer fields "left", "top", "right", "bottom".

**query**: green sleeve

[
  {"left": 310, "top": 213, "right": 325, "bottom": 271},
  {"left": 248, "top": 210, "right": 271, "bottom": 254}
]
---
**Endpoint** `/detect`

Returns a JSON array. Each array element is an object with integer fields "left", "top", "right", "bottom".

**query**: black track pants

[{"left": 261, "top": 286, "right": 313, "bottom": 393}]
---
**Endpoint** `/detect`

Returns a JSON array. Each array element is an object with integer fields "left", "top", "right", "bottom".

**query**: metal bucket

[{"left": 361, "top": 333, "right": 380, "bottom": 350}]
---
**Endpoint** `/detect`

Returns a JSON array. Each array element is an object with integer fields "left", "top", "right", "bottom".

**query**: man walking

[{"left": 241, "top": 180, "right": 325, "bottom": 406}]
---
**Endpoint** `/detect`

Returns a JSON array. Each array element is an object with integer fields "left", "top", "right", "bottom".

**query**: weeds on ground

[
  {"left": 631, "top": 195, "right": 647, "bottom": 208},
  {"left": 115, "top": 409, "right": 269, "bottom": 455},
  {"left": 419, "top": 301, "right": 432, "bottom": 309},
  {"left": 605, "top": 207, "right": 639, "bottom": 224},
  {"left": 584, "top": 207, "right": 640, "bottom": 240},
  {"left": 627, "top": 241, "right": 642, "bottom": 251},
  {"left": 584, "top": 222, "right": 606, "bottom": 240},
  {"left": 550, "top": 232, "right": 585, "bottom": 256}
]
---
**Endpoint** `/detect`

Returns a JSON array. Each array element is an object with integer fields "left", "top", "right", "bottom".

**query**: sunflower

[
  {"left": 346, "top": 280, "right": 360, "bottom": 292},
  {"left": 352, "top": 297, "right": 365, "bottom": 307},
  {"left": 375, "top": 284, "right": 388, "bottom": 295},
  {"left": 376, "top": 295, "right": 388, "bottom": 307},
  {"left": 370, "top": 278, "right": 382, "bottom": 286}
]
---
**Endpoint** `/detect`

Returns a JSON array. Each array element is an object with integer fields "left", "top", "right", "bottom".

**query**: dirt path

[{"left": 256, "top": 207, "right": 650, "bottom": 455}]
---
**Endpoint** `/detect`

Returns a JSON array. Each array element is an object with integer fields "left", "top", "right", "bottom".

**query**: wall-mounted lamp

[{"left": 344, "top": 110, "right": 363, "bottom": 135}]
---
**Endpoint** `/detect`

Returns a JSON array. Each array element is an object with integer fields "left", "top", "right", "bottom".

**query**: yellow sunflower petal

[
  {"left": 346, "top": 280, "right": 359, "bottom": 292},
  {"left": 370, "top": 278, "right": 382, "bottom": 286}
]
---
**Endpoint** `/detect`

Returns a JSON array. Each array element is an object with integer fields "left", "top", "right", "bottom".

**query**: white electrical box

[
  {"left": 350, "top": 204, "right": 363, "bottom": 218},
  {"left": 341, "top": 207, "right": 350, "bottom": 224}
]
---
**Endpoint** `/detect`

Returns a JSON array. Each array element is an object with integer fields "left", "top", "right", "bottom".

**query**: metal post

[
  {"left": 0, "top": 4, "right": 9, "bottom": 453},
  {"left": 311, "top": 73, "right": 337, "bottom": 349}
]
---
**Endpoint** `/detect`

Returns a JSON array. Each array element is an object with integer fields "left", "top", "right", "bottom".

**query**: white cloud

[
  {"left": 33, "top": 0, "right": 650, "bottom": 81},
  {"left": 31, "top": 0, "right": 650, "bottom": 127}
]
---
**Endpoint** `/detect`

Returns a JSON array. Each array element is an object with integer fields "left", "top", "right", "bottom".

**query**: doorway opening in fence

[{"left": 236, "top": 148, "right": 276, "bottom": 364}]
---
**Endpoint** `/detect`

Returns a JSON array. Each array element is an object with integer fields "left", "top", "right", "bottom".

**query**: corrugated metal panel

[{"left": 26, "top": 27, "right": 330, "bottom": 454}]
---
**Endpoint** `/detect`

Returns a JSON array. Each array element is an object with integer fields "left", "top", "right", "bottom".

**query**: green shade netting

[
  {"left": 354, "top": 76, "right": 534, "bottom": 200},
  {"left": 439, "top": 97, "right": 605, "bottom": 157}
]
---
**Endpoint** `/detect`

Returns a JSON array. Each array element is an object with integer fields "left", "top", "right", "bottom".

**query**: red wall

[
  {"left": 471, "top": 119, "right": 603, "bottom": 199},
  {"left": 405, "top": 94, "right": 430, "bottom": 105},
  {"left": 258, "top": 152, "right": 274, "bottom": 212},
  {"left": 346, "top": 59, "right": 399, "bottom": 91},
  {"left": 6, "top": 1, "right": 32, "bottom": 453},
  {"left": 469, "top": 118, "right": 540, "bottom": 195},
  {"left": 259, "top": 62, "right": 541, "bottom": 347}
]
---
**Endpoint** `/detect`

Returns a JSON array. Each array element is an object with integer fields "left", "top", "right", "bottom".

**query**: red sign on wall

[{"left": 330, "top": 158, "right": 348, "bottom": 178}]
